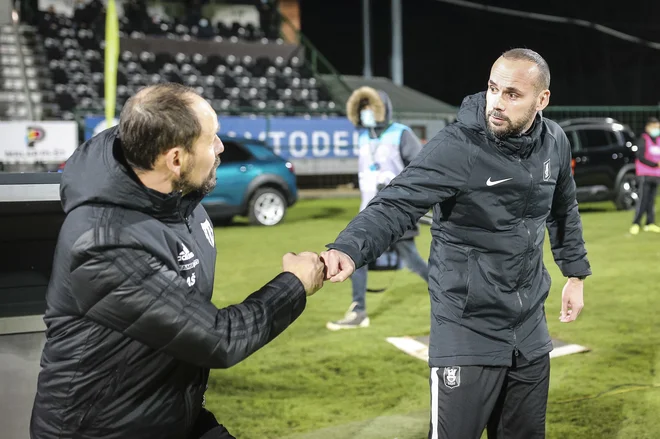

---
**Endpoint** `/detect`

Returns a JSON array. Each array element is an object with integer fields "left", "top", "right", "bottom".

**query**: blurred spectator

[
  {"left": 256, "top": 0, "right": 280, "bottom": 40},
  {"left": 325, "top": 86, "right": 429, "bottom": 330},
  {"left": 124, "top": 0, "right": 149, "bottom": 31},
  {"left": 196, "top": 18, "right": 215, "bottom": 40},
  {"left": 187, "top": 0, "right": 204, "bottom": 28},
  {"left": 630, "top": 117, "right": 660, "bottom": 235},
  {"left": 72, "top": 0, "right": 103, "bottom": 25}
]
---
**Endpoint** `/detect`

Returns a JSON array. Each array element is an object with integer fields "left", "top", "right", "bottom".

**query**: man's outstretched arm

[
  {"left": 72, "top": 243, "right": 324, "bottom": 368},
  {"left": 323, "top": 131, "right": 474, "bottom": 281}
]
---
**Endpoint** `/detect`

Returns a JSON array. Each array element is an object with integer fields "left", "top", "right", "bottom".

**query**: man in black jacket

[
  {"left": 321, "top": 49, "right": 591, "bottom": 439},
  {"left": 30, "top": 83, "right": 325, "bottom": 439}
]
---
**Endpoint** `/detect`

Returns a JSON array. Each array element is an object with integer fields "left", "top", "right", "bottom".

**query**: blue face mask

[
  {"left": 650, "top": 128, "right": 660, "bottom": 138},
  {"left": 360, "top": 109, "right": 377, "bottom": 128}
]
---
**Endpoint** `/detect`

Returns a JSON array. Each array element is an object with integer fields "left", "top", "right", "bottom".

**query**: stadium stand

[
  {"left": 0, "top": 24, "right": 49, "bottom": 120},
  {"left": 4, "top": 3, "right": 339, "bottom": 122}
]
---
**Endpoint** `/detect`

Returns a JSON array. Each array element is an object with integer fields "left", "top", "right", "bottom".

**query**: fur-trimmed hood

[{"left": 346, "top": 86, "right": 393, "bottom": 128}]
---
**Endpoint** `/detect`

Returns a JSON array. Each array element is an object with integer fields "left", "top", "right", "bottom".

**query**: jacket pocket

[
  {"left": 77, "top": 372, "right": 118, "bottom": 431},
  {"left": 433, "top": 246, "right": 469, "bottom": 322},
  {"left": 461, "top": 250, "right": 479, "bottom": 319},
  {"left": 183, "top": 388, "right": 195, "bottom": 431},
  {"left": 462, "top": 250, "right": 510, "bottom": 321}
]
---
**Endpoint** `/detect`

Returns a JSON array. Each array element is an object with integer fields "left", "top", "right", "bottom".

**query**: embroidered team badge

[
  {"left": 201, "top": 219, "right": 215, "bottom": 247},
  {"left": 443, "top": 366, "right": 461, "bottom": 389}
]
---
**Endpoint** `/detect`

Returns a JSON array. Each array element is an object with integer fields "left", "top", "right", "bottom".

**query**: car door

[
  {"left": 572, "top": 128, "right": 620, "bottom": 190},
  {"left": 209, "top": 141, "right": 259, "bottom": 206},
  {"left": 565, "top": 130, "right": 587, "bottom": 186}
]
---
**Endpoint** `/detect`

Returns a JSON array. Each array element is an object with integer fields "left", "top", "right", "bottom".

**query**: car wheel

[
  {"left": 248, "top": 188, "right": 287, "bottom": 226},
  {"left": 614, "top": 173, "right": 638, "bottom": 211}
]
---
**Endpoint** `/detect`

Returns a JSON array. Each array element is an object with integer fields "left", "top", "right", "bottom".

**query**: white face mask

[{"left": 360, "top": 109, "right": 377, "bottom": 128}]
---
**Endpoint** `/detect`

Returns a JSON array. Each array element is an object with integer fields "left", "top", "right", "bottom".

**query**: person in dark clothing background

[
  {"left": 325, "top": 87, "right": 429, "bottom": 331},
  {"left": 630, "top": 117, "right": 660, "bottom": 235},
  {"left": 256, "top": 0, "right": 280, "bottom": 40},
  {"left": 30, "top": 83, "right": 325, "bottom": 439},
  {"left": 320, "top": 49, "right": 591, "bottom": 439}
]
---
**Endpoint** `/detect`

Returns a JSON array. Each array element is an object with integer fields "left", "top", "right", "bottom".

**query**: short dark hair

[
  {"left": 119, "top": 83, "right": 202, "bottom": 170},
  {"left": 501, "top": 48, "right": 551, "bottom": 91},
  {"left": 647, "top": 117, "right": 660, "bottom": 125}
]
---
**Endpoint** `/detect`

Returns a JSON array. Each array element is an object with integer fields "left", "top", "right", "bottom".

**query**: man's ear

[
  {"left": 162, "top": 146, "right": 185, "bottom": 178},
  {"left": 537, "top": 89, "right": 550, "bottom": 111}
]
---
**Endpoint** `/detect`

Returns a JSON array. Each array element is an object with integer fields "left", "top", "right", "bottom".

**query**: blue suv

[{"left": 202, "top": 136, "right": 298, "bottom": 226}]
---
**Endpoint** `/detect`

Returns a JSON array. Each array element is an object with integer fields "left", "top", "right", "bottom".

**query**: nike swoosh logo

[{"left": 486, "top": 177, "right": 512, "bottom": 186}]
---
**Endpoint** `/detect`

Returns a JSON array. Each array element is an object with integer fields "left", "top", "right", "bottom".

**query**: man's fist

[
  {"left": 282, "top": 252, "right": 326, "bottom": 296},
  {"left": 319, "top": 249, "right": 355, "bottom": 282}
]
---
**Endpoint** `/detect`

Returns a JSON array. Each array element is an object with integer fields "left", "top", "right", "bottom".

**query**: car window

[
  {"left": 577, "top": 129, "right": 616, "bottom": 149},
  {"left": 566, "top": 131, "right": 581, "bottom": 153},
  {"left": 220, "top": 141, "right": 253, "bottom": 164},
  {"left": 245, "top": 143, "right": 278, "bottom": 160},
  {"left": 620, "top": 130, "right": 636, "bottom": 144}
]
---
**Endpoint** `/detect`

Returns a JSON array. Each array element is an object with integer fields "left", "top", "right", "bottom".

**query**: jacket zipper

[
  {"left": 176, "top": 198, "right": 192, "bottom": 233},
  {"left": 513, "top": 155, "right": 535, "bottom": 356}
]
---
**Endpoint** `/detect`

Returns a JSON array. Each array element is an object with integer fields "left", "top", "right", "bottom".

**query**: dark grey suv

[{"left": 558, "top": 117, "right": 639, "bottom": 210}]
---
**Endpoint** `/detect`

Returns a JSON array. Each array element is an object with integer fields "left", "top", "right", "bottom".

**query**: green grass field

[{"left": 204, "top": 197, "right": 660, "bottom": 439}]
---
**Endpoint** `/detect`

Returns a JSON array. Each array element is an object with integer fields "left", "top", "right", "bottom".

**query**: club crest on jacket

[
  {"left": 201, "top": 219, "right": 215, "bottom": 247},
  {"left": 543, "top": 159, "right": 551, "bottom": 181},
  {"left": 443, "top": 366, "right": 461, "bottom": 389}
]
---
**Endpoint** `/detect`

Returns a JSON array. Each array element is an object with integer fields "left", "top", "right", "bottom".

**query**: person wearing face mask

[
  {"left": 325, "top": 86, "right": 429, "bottom": 331},
  {"left": 630, "top": 117, "right": 660, "bottom": 235}
]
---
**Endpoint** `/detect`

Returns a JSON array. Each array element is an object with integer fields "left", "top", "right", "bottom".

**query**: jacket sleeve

[
  {"left": 399, "top": 129, "right": 424, "bottom": 166},
  {"left": 70, "top": 244, "right": 306, "bottom": 369},
  {"left": 636, "top": 136, "right": 659, "bottom": 167},
  {"left": 327, "top": 131, "right": 473, "bottom": 268},
  {"left": 546, "top": 130, "right": 592, "bottom": 278}
]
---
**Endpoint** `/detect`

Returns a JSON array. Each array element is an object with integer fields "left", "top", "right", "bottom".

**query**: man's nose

[
  {"left": 492, "top": 94, "right": 505, "bottom": 111},
  {"left": 215, "top": 137, "right": 224, "bottom": 155}
]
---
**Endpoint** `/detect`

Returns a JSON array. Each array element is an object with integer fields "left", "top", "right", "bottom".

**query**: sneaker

[
  {"left": 326, "top": 302, "right": 370, "bottom": 331},
  {"left": 630, "top": 224, "right": 640, "bottom": 235},
  {"left": 644, "top": 224, "right": 660, "bottom": 233}
]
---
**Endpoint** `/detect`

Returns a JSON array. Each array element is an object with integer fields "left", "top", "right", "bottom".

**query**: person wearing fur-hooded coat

[{"left": 325, "top": 86, "right": 429, "bottom": 331}]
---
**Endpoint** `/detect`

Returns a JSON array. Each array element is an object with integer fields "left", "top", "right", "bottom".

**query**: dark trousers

[
  {"left": 633, "top": 178, "right": 658, "bottom": 225},
  {"left": 428, "top": 354, "right": 550, "bottom": 439},
  {"left": 190, "top": 409, "right": 236, "bottom": 439}
]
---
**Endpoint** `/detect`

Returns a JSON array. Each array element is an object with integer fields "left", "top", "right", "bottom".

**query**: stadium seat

[{"left": 29, "top": 7, "right": 339, "bottom": 118}]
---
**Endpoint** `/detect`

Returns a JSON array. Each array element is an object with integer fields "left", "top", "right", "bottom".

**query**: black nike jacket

[{"left": 327, "top": 92, "right": 591, "bottom": 367}]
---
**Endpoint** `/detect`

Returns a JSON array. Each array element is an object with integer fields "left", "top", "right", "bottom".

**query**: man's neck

[
  {"left": 522, "top": 113, "right": 538, "bottom": 135},
  {"left": 134, "top": 169, "right": 174, "bottom": 195}
]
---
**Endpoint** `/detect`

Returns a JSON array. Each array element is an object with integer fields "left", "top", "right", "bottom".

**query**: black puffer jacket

[
  {"left": 328, "top": 92, "right": 591, "bottom": 366},
  {"left": 30, "top": 127, "right": 306, "bottom": 439}
]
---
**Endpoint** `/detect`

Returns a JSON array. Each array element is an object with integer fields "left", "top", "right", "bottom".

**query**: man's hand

[
  {"left": 319, "top": 249, "right": 355, "bottom": 282},
  {"left": 282, "top": 252, "right": 325, "bottom": 296},
  {"left": 560, "top": 278, "right": 584, "bottom": 322}
]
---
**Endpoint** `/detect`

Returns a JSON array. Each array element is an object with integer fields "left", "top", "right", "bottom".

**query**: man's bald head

[
  {"left": 501, "top": 48, "right": 550, "bottom": 92},
  {"left": 119, "top": 83, "right": 203, "bottom": 170}
]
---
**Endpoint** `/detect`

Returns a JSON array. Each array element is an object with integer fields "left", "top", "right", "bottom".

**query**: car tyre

[
  {"left": 248, "top": 187, "right": 287, "bottom": 226},
  {"left": 614, "top": 172, "right": 638, "bottom": 211}
]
